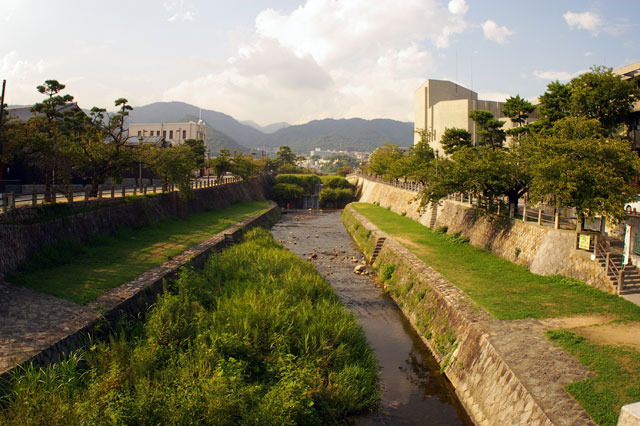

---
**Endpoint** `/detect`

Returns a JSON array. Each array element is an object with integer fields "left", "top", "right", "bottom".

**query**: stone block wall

[
  {"left": 0, "top": 176, "right": 271, "bottom": 280},
  {"left": 355, "top": 177, "right": 612, "bottom": 293}
]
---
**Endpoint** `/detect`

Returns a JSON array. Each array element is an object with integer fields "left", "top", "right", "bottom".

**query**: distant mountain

[
  {"left": 128, "top": 101, "right": 263, "bottom": 147},
  {"left": 241, "top": 120, "right": 290, "bottom": 134},
  {"left": 127, "top": 101, "right": 414, "bottom": 155},
  {"left": 255, "top": 118, "right": 413, "bottom": 153}
]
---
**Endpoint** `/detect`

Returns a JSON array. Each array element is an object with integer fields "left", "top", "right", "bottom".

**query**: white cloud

[
  {"left": 0, "top": 51, "right": 48, "bottom": 104},
  {"left": 584, "top": 51, "right": 594, "bottom": 57},
  {"left": 448, "top": 0, "right": 468, "bottom": 15},
  {"left": 563, "top": 11, "right": 601, "bottom": 34},
  {"left": 532, "top": 69, "right": 588, "bottom": 81},
  {"left": 163, "top": 0, "right": 194, "bottom": 22},
  {"left": 481, "top": 20, "right": 513, "bottom": 44},
  {"left": 163, "top": 0, "right": 466, "bottom": 123},
  {"left": 477, "top": 91, "right": 510, "bottom": 102}
]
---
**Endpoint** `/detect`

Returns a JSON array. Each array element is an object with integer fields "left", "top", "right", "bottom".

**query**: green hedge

[
  {"left": 274, "top": 174, "right": 322, "bottom": 194},
  {"left": 320, "top": 176, "right": 351, "bottom": 189}
]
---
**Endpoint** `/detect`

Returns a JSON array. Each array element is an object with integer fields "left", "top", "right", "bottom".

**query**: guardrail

[{"left": 0, "top": 176, "right": 241, "bottom": 215}]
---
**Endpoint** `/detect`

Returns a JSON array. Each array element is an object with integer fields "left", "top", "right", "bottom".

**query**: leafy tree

[
  {"left": 569, "top": 65, "right": 639, "bottom": 135},
  {"left": 183, "top": 139, "right": 206, "bottom": 168},
  {"left": 337, "top": 166, "right": 352, "bottom": 176},
  {"left": 143, "top": 145, "right": 197, "bottom": 196},
  {"left": 230, "top": 151, "right": 260, "bottom": 180},
  {"left": 367, "top": 144, "right": 403, "bottom": 177},
  {"left": 211, "top": 148, "right": 232, "bottom": 181},
  {"left": 502, "top": 94, "right": 536, "bottom": 127},
  {"left": 440, "top": 128, "right": 472, "bottom": 155},
  {"left": 275, "top": 145, "right": 297, "bottom": 168},
  {"left": 75, "top": 98, "right": 136, "bottom": 195},
  {"left": 527, "top": 132, "right": 640, "bottom": 221},
  {"left": 537, "top": 80, "right": 571, "bottom": 130},
  {"left": 469, "top": 110, "right": 506, "bottom": 149}
]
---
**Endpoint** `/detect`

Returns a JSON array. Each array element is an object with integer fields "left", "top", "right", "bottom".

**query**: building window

[
  {"left": 169, "top": 130, "right": 174, "bottom": 139},
  {"left": 137, "top": 130, "right": 141, "bottom": 137},
  {"left": 183, "top": 130, "right": 186, "bottom": 139},
  {"left": 163, "top": 130, "right": 166, "bottom": 138}
]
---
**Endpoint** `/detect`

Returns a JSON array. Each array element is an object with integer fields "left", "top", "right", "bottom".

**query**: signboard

[{"left": 578, "top": 234, "right": 591, "bottom": 251}]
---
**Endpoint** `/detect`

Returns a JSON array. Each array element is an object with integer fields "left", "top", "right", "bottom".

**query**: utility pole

[{"left": 0, "top": 80, "right": 7, "bottom": 193}]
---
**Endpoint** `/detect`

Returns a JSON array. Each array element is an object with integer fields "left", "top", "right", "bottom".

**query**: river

[{"left": 271, "top": 210, "right": 473, "bottom": 425}]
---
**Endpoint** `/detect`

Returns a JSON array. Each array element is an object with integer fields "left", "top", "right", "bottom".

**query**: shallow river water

[{"left": 271, "top": 210, "right": 473, "bottom": 425}]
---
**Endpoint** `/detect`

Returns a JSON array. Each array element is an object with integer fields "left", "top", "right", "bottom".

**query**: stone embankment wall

[
  {"left": 353, "top": 176, "right": 611, "bottom": 293},
  {"left": 7, "top": 203, "right": 281, "bottom": 375},
  {"left": 342, "top": 206, "right": 595, "bottom": 426},
  {"left": 0, "top": 176, "right": 271, "bottom": 280}
]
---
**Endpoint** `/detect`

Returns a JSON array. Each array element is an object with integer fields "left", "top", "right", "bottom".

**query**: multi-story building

[
  {"left": 615, "top": 62, "right": 640, "bottom": 150},
  {"left": 128, "top": 120, "right": 206, "bottom": 146},
  {"left": 413, "top": 80, "right": 522, "bottom": 154}
]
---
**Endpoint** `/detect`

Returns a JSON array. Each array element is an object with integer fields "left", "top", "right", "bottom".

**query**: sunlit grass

[
  {"left": 9, "top": 201, "right": 271, "bottom": 304},
  {"left": 0, "top": 229, "right": 379, "bottom": 425},
  {"left": 349, "top": 203, "right": 640, "bottom": 321}
]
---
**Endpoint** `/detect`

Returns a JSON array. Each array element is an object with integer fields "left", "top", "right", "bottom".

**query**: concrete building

[
  {"left": 128, "top": 120, "right": 206, "bottom": 146},
  {"left": 614, "top": 62, "right": 640, "bottom": 150},
  {"left": 413, "top": 79, "right": 519, "bottom": 154}
]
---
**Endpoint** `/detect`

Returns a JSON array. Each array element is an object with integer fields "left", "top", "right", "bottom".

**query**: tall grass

[{"left": 0, "top": 228, "right": 379, "bottom": 425}]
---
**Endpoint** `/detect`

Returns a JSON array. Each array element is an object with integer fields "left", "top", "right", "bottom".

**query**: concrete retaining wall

[
  {"left": 0, "top": 176, "right": 271, "bottom": 280},
  {"left": 354, "top": 176, "right": 612, "bottom": 293},
  {"left": 342, "top": 205, "right": 594, "bottom": 426}
]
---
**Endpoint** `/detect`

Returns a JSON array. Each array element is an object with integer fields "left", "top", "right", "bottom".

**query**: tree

[
  {"left": 537, "top": 80, "right": 571, "bottom": 130},
  {"left": 569, "top": 66, "right": 639, "bottom": 135},
  {"left": 527, "top": 132, "right": 640, "bottom": 221},
  {"left": 275, "top": 145, "right": 297, "bottom": 168},
  {"left": 183, "top": 139, "right": 206, "bottom": 168},
  {"left": 502, "top": 94, "right": 536, "bottom": 127},
  {"left": 143, "top": 145, "right": 197, "bottom": 196},
  {"left": 230, "top": 151, "right": 260, "bottom": 180},
  {"left": 211, "top": 148, "right": 232, "bottom": 181},
  {"left": 367, "top": 144, "right": 403, "bottom": 177},
  {"left": 440, "top": 128, "right": 472, "bottom": 155},
  {"left": 469, "top": 110, "right": 506, "bottom": 149},
  {"left": 74, "top": 98, "right": 136, "bottom": 195}
]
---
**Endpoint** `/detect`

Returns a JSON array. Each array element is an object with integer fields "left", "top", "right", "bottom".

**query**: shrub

[
  {"left": 319, "top": 187, "right": 355, "bottom": 208},
  {"left": 274, "top": 174, "right": 322, "bottom": 194},
  {"left": 272, "top": 183, "right": 304, "bottom": 205},
  {"left": 380, "top": 264, "right": 396, "bottom": 282},
  {"left": 321, "top": 176, "right": 352, "bottom": 189}
]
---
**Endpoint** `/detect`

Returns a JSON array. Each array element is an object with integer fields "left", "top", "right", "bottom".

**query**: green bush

[
  {"left": 319, "top": 187, "right": 354, "bottom": 208},
  {"left": 0, "top": 229, "right": 379, "bottom": 425},
  {"left": 272, "top": 183, "right": 304, "bottom": 205},
  {"left": 274, "top": 174, "right": 322, "bottom": 194},
  {"left": 321, "top": 176, "right": 351, "bottom": 189}
]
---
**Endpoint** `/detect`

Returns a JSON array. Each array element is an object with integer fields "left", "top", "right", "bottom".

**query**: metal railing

[{"left": 0, "top": 175, "right": 241, "bottom": 215}]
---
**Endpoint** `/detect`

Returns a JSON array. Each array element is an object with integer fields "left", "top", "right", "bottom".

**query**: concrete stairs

[
  {"left": 224, "top": 233, "right": 235, "bottom": 248},
  {"left": 429, "top": 203, "right": 438, "bottom": 228},
  {"left": 370, "top": 237, "right": 386, "bottom": 263},
  {"left": 597, "top": 250, "right": 640, "bottom": 295}
]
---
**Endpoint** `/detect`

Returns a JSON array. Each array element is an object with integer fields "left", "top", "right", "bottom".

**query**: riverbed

[{"left": 271, "top": 210, "right": 472, "bottom": 425}]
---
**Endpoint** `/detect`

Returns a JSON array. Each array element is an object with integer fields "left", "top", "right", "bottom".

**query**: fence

[
  {"left": 0, "top": 175, "right": 241, "bottom": 215},
  {"left": 357, "top": 173, "right": 578, "bottom": 230}
]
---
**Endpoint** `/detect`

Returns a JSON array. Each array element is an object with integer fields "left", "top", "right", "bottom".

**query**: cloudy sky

[{"left": 1, "top": 0, "right": 638, "bottom": 125}]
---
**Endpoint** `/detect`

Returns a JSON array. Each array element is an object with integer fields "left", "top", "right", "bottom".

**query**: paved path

[
  {"left": 622, "top": 292, "right": 640, "bottom": 307},
  {"left": 0, "top": 282, "right": 98, "bottom": 373}
]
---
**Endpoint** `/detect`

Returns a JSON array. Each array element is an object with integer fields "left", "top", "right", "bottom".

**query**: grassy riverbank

[
  {"left": 0, "top": 229, "right": 379, "bottom": 425},
  {"left": 350, "top": 203, "right": 640, "bottom": 322},
  {"left": 8, "top": 200, "right": 271, "bottom": 304},
  {"left": 347, "top": 203, "right": 640, "bottom": 425}
]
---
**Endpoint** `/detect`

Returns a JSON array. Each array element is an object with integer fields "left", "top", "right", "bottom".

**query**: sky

[{"left": 1, "top": 0, "right": 639, "bottom": 126}]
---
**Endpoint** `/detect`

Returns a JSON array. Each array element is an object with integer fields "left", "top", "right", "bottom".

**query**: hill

[
  {"left": 241, "top": 120, "right": 290, "bottom": 134},
  {"left": 255, "top": 118, "right": 413, "bottom": 153},
  {"left": 128, "top": 101, "right": 264, "bottom": 147},
  {"left": 128, "top": 102, "right": 414, "bottom": 154}
]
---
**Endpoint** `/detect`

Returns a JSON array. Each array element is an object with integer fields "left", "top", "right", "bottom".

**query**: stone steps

[{"left": 370, "top": 237, "right": 386, "bottom": 263}]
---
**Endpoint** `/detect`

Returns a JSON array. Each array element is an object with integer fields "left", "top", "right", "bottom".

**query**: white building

[
  {"left": 413, "top": 79, "right": 522, "bottom": 154},
  {"left": 128, "top": 120, "right": 206, "bottom": 146}
]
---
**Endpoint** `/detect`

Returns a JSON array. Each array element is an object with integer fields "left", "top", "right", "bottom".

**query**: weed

[
  {"left": 379, "top": 264, "right": 396, "bottom": 282},
  {"left": 515, "top": 247, "right": 522, "bottom": 258}
]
